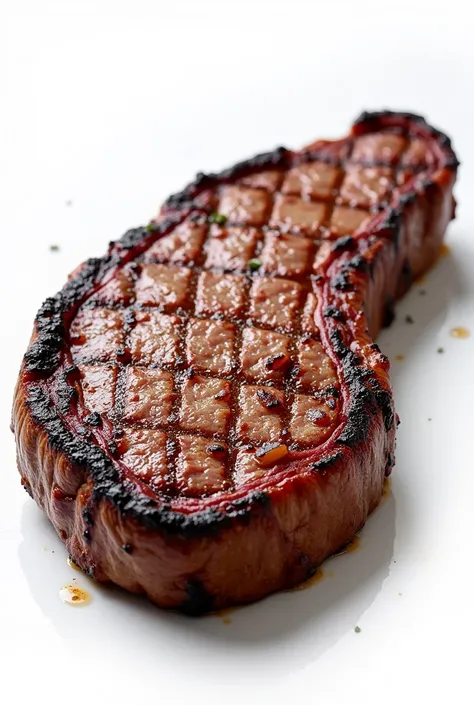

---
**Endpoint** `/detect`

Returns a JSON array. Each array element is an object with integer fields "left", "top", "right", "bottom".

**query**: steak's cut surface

[{"left": 13, "top": 111, "right": 458, "bottom": 613}]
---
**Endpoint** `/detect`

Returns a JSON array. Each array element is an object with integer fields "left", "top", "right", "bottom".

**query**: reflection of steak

[{"left": 12, "top": 111, "right": 458, "bottom": 614}]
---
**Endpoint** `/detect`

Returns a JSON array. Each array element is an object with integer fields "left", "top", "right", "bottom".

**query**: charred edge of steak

[
  {"left": 165, "top": 146, "right": 291, "bottom": 210},
  {"left": 25, "top": 258, "right": 105, "bottom": 375},
  {"left": 323, "top": 306, "right": 345, "bottom": 321},
  {"left": 24, "top": 110, "right": 456, "bottom": 382},
  {"left": 354, "top": 109, "right": 429, "bottom": 127},
  {"left": 27, "top": 382, "right": 272, "bottom": 538},
  {"left": 353, "top": 109, "right": 460, "bottom": 168},
  {"left": 331, "top": 235, "right": 356, "bottom": 253},
  {"left": 117, "top": 212, "right": 184, "bottom": 249},
  {"left": 311, "top": 451, "right": 345, "bottom": 472},
  {"left": 182, "top": 580, "right": 215, "bottom": 616},
  {"left": 328, "top": 329, "right": 394, "bottom": 444},
  {"left": 383, "top": 296, "right": 396, "bottom": 328},
  {"left": 164, "top": 111, "right": 459, "bottom": 213},
  {"left": 375, "top": 209, "right": 402, "bottom": 251},
  {"left": 25, "top": 256, "right": 118, "bottom": 376},
  {"left": 24, "top": 214, "right": 186, "bottom": 378},
  {"left": 21, "top": 110, "right": 456, "bottom": 535},
  {"left": 400, "top": 258, "right": 413, "bottom": 292}
]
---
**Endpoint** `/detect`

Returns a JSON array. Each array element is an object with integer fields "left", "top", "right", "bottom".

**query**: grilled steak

[{"left": 12, "top": 111, "right": 458, "bottom": 614}]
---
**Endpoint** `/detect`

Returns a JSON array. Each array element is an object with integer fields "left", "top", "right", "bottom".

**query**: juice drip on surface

[
  {"left": 215, "top": 605, "right": 241, "bottom": 625},
  {"left": 336, "top": 535, "right": 361, "bottom": 556},
  {"left": 382, "top": 477, "right": 391, "bottom": 500},
  {"left": 290, "top": 567, "right": 325, "bottom": 592},
  {"left": 67, "top": 556, "right": 81, "bottom": 571},
  {"left": 59, "top": 585, "right": 92, "bottom": 606},
  {"left": 450, "top": 327, "right": 470, "bottom": 339},
  {"left": 439, "top": 243, "right": 450, "bottom": 258}
]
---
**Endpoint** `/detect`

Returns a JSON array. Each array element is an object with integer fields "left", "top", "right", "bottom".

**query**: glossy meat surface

[
  {"left": 12, "top": 111, "right": 458, "bottom": 612},
  {"left": 66, "top": 124, "right": 446, "bottom": 499}
]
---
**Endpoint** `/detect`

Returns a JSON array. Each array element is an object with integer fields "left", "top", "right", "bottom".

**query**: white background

[{"left": 1, "top": 1, "right": 474, "bottom": 703}]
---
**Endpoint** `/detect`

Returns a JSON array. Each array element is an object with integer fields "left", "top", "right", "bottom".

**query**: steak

[{"left": 12, "top": 111, "right": 458, "bottom": 614}]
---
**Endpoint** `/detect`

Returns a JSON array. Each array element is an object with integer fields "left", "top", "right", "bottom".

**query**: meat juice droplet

[
  {"left": 215, "top": 605, "right": 241, "bottom": 624},
  {"left": 67, "top": 556, "right": 81, "bottom": 571},
  {"left": 450, "top": 327, "right": 470, "bottom": 339},
  {"left": 439, "top": 243, "right": 450, "bottom": 257},
  {"left": 59, "top": 585, "right": 92, "bottom": 606},
  {"left": 290, "top": 567, "right": 325, "bottom": 591},
  {"left": 335, "top": 535, "right": 361, "bottom": 555}
]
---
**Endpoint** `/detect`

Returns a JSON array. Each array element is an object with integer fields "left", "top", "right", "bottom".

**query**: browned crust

[
  {"left": 13, "top": 375, "right": 389, "bottom": 611},
  {"left": 12, "top": 111, "right": 458, "bottom": 613}
]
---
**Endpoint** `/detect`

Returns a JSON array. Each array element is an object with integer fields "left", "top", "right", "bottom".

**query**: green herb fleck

[
  {"left": 208, "top": 212, "right": 227, "bottom": 225},
  {"left": 146, "top": 222, "right": 156, "bottom": 232},
  {"left": 437, "top": 347, "right": 444, "bottom": 354},
  {"left": 248, "top": 258, "right": 262, "bottom": 272},
  {"left": 354, "top": 626, "right": 361, "bottom": 633},
  {"left": 49, "top": 244, "right": 60, "bottom": 252}
]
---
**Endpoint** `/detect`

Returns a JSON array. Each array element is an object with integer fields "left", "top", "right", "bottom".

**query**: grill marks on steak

[
  {"left": 67, "top": 128, "right": 437, "bottom": 500},
  {"left": 70, "top": 257, "right": 341, "bottom": 496},
  {"left": 14, "top": 111, "right": 459, "bottom": 612}
]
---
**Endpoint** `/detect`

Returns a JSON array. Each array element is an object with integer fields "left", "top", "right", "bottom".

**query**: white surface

[{"left": 2, "top": 1, "right": 474, "bottom": 703}]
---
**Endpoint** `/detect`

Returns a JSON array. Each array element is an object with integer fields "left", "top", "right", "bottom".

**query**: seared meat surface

[{"left": 12, "top": 111, "right": 458, "bottom": 613}]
